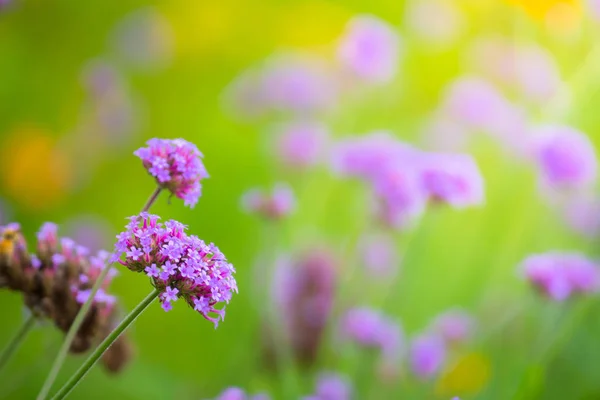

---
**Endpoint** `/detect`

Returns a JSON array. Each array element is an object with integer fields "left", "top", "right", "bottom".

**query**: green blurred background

[{"left": 1, "top": 0, "right": 600, "bottom": 398}]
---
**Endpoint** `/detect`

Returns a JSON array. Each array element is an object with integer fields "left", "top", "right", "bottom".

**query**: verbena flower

[
  {"left": 338, "top": 15, "right": 401, "bottom": 83},
  {"left": 212, "top": 387, "right": 270, "bottom": 400},
  {"left": 241, "top": 183, "right": 296, "bottom": 220},
  {"left": 419, "top": 152, "right": 485, "bottom": 208},
  {"left": 431, "top": 308, "right": 474, "bottom": 345},
  {"left": 269, "top": 250, "right": 337, "bottom": 365},
  {"left": 340, "top": 307, "right": 404, "bottom": 359},
  {"left": 0, "top": 222, "right": 130, "bottom": 366},
  {"left": 275, "top": 120, "right": 329, "bottom": 169},
  {"left": 112, "top": 213, "right": 237, "bottom": 327},
  {"left": 358, "top": 233, "right": 400, "bottom": 277},
  {"left": 134, "top": 138, "right": 209, "bottom": 208},
  {"left": 520, "top": 252, "right": 600, "bottom": 301},
  {"left": 305, "top": 372, "right": 352, "bottom": 400},
  {"left": 529, "top": 125, "right": 597, "bottom": 190},
  {"left": 410, "top": 333, "right": 446, "bottom": 379}
]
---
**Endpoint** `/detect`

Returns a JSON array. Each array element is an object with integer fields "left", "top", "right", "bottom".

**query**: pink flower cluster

[
  {"left": 241, "top": 183, "right": 296, "bottom": 220},
  {"left": 134, "top": 138, "right": 209, "bottom": 208},
  {"left": 111, "top": 213, "right": 237, "bottom": 327},
  {"left": 331, "top": 132, "right": 484, "bottom": 228},
  {"left": 521, "top": 252, "right": 600, "bottom": 301}
]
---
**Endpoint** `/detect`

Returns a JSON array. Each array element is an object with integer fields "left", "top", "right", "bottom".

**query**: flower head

[
  {"left": 338, "top": 15, "right": 401, "bottom": 83},
  {"left": 241, "top": 183, "right": 295, "bottom": 220},
  {"left": 520, "top": 252, "right": 600, "bottom": 301},
  {"left": 419, "top": 153, "right": 485, "bottom": 208},
  {"left": 313, "top": 372, "right": 352, "bottom": 400},
  {"left": 275, "top": 121, "right": 329, "bottom": 169},
  {"left": 529, "top": 125, "right": 597, "bottom": 190},
  {"left": 340, "top": 307, "right": 404, "bottom": 358},
  {"left": 432, "top": 308, "right": 475, "bottom": 345},
  {"left": 410, "top": 333, "right": 446, "bottom": 379},
  {"left": 112, "top": 213, "right": 237, "bottom": 327},
  {"left": 134, "top": 138, "right": 208, "bottom": 208}
]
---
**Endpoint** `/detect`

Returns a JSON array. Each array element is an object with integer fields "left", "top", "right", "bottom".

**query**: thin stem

[
  {"left": 37, "top": 186, "right": 162, "bottom": 400},
  {"left": 141, "top": 187, "right": 162, "bottom": 213},
  {"left": 50, "top": 289, "right": 159, "bottom": 400},
  {"left": 0, "top": 313, "right": 36, "bottom": 372}
]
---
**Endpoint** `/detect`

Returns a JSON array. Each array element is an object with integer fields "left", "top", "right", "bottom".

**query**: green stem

[
  {"left": 0, "top": 313, "right": 36, "bottom": 372},
  {"left": 50, "top": 289, "right": 159, "bottom": 400},
  {"left": 36, "top": 186, "right": 162, "bottom": 400}
]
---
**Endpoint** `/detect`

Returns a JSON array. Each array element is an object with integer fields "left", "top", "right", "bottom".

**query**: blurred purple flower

[
  {"left": 110, "top": 7, "right": 173, "bottom": 70},
  {"left": 340, "top": 307, "right": 404, "bottom": 359},
  {"left": 419, "top": 152, "right": 485, "bottom": 208},
  {"left": 134, "top": 138, "right": 209, "bottom": 207},
  {"left": 330, "top": 131, "right": 419, "bottom": 181},
  {"left": 313, "top": 372, "right": 352, "bottom": 400},
  {"left": 112, "top": 213, "right": 237, "bottom": 326},
  {"left": 271, "top": 250, "right": 337, "bottom": 365},
  {"left": 275, "top": 121, "right": 329, "bottom": 169},
  {"left": 529, "top": 125, "right": 597, "bottom": 190},
  {"left": 410, "top": 333, "right": 446, "bottom": 379},
  {"left": 213, "top": 388, "right": 270, "bottom": 400},
  {"left": 241, "top": 183, "right": 295, "bottom": 220},
  {"left": 359, "top": 233, "right": 400, "bottom": 277},
  {"left": 338, "top": 15, "right": 401, "bottom": 83},
  {"left": 262, "top": 55, "right": 338, "bottom": 114},
  {"left": 223, "top": 69, "right": 270, "bottom": 120},
  {"left": 432, "top": 308, "right": 474, "bottom": 345},
  {"left": 372, "top": 164, "right": 427, "bottom": 229},
  {"left": 562, "top": 193, "right": 600, "bottom": 238},
  {"left": 521, "top": 252, "right": 600, "bottom": 301},
  {"left": 589, "top": 0, "right": 600, "bottom": 20},
  {"left": 441, "top": 77, "right": 511, "bottom": 131}
]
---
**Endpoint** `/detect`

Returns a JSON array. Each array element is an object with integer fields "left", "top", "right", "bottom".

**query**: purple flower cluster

[
  {"left": 431, "top": 308, "right": 474, "bottom": 345},
  {"left": 337, "top": 15, "right": 401, "bottom": 83},
  {"left": 111, "top": 213, "right": 237, "bottom": 326},
  {"left": 529, "top": 125, "right": 597, "bottom": 190},
  {"left": 241, "top": 183, "right": 296, "bottom": 220},
  {"left": 303, "top": 372, "right": 352, "bottom": 400},
  {"left": 331, "top": 132, "right": 484, "bottom": 228},
  {"left": 340, "top": 307, "right": 403, "bottom": 360},
  {"left": 409, "top": 333, "right": 446, "bottom": 379},
  {"left": 134, "top": 138, "right": 209, "bottom": 208},
  {"left": 212, "top": 387, "right": 270, "bottom": 400},
  {"left": 520, "top": 252, "right": 600, "bottom": 301},
  {"left": 275, "top": 120, "right": 329, "bottom": 169}
]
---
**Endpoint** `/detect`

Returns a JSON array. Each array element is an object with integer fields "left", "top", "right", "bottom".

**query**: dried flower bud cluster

[
  {"left": 134, "top": 138, "right": 209, "bottom": 208},
  {"left": 0, "top": 222, "right": 132, "bottom": 371},
  {"left": 112, "top": 212, "right": 237, "bottom": 327}
]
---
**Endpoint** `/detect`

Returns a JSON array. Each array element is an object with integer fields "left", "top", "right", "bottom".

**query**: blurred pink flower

[
  {"left": 338, "top": 15, "right": 401, "bottom": 83},
  {"left": 271, "top": 250, "right": 337, "bottom": 365},
  {"left": 520, "top": 252, "right": 600, "bottom": 301},
  {"left": 419, "top": 152, "right": 485, "bottom": 208},
  {"left": 275, "top": 120, "right": 329, "bottom": 168},
  {"left": 432, "top": 308, "right": 475, "bottom": 345},
  {"left": 241, "top": 183, "right": 296, "bottom": 220},
  {"left": 312, "top": 372, "right": 352, "bottom": 400},
  {"left": 410, "top": 333, "right": 446, "bottom": 379},
  {"left": 529, "top": 125, "right": 598, "bottom": 190},
  {"left": 562, "top": 193, "right": 600, "bottom": 238},
  {"left": 359, "top": 233, "right": 400, "bottom": 277}
]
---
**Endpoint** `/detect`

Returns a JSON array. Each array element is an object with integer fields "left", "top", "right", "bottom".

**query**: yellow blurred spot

[
  {"left": 275, "top": 1, "right": 351, "bottom": 49},
  {"left": 436, "top": 352, "right": 491, "bottom": 397},
  {"left": 545, "top": 1, "right": 582, "bottom": 34},
  {"left": 507, "top": 0, "right": 581, "bottom": 20},
  {"left": 1, "top": 126, "right": 71, "bottom": 211}
]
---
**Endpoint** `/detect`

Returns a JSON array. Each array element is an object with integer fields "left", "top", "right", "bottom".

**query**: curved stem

[
  {"left": 50, "top": 289, "right": 159, "bottom": 400},
  {"left": 0, "top": 313, "right": 36, "bottom": 372},
  {"left": 141, "top": 187, "right": 162, "bottom": 213},
  {"left": 36, "top": 186, "right": 162, "bottom": 400}
]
